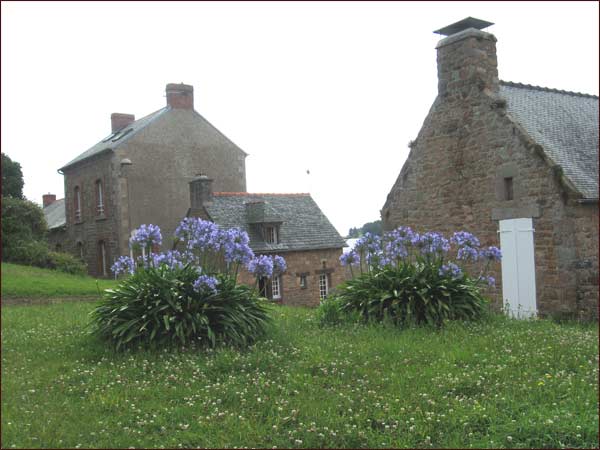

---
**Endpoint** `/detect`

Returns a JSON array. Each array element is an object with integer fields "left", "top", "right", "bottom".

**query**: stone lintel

[{"left": 491, "top": 204, "right": 541, "bottom": 221}]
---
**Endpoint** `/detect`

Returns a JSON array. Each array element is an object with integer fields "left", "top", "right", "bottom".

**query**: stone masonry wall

[
  {"left": 237, "top": 248, "right": 345, "bottom": 307},
  {"left": 381, "top": 29, "right": 597, "bottom": 317},
  {"left": 115, "top": 108, "right": 247, "bottom": 252},
  {"left": 63, "top": 152, "right": 121, "bottom": 277}
]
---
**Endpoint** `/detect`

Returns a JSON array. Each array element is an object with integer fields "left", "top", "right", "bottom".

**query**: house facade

[
  {"left": 382, "top": 18, "right": 598, "bottom": 318},
  {"left": 44, "top": 83, "right": 247, "bottom": 276},
  {"left": 187, "top": 176, "right": 347, "bottom": 307}
]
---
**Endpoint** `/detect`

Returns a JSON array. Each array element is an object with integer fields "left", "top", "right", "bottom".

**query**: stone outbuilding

[
  {"left": 382, "top": 18, "right": 598, "bottom": 319},
  {"left": 186, "top": 175, "right": 347, "bottom": 307},
  {"left": 44, "top": 83, "right": 247, "bottom": 276}
]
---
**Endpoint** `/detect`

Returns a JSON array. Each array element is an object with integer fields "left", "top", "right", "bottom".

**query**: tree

[
  {"left": 346, "top": 220, "right": 383, "bottom": 238},
  {"left": 1, "top": 153, "right": 24, "bottom": 199}
]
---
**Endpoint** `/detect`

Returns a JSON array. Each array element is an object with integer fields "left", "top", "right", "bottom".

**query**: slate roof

[
  {"left": 499, "top": 81, "right": 599, "bottom": 199},
  {"left": 43, "top": 198, "right": 66, "bottom": 230},
  {"left": 200, "top": 193, "right": 347, "bottom": 253},
  {"left": 59, "top": 107, "right": 169, "bottom": 171}
]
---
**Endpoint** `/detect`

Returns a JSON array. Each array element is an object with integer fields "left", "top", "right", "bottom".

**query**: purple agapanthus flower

[
  {"left": 439, "top": 262, "right": 462, "bottom": 279},
  {"left": 152, "top": 250, "right": 186, "bottom": 270},
  {"left": 479, "top": 246, "right": 502, "bottom": 261},
  {"left": 478, "top": 275, "right": 496, "bottom": 287},
  {"left": 175, "top": 218, "right": 221, "bottom": 253},
  {"left": 340, "top": 250, "right": 360, "bottom": 266},
  {"left": 131, "top": 224, "right": 163, "bottom": 247},
  {"left": 111, "top": 256, "right": 135, "bottom": 276},
  {"left": 220, "top": 228, "right": 255, "bottom": 265},
  {"left": 384, "top": 226, "right": 415, "bottom": 261},
  {"left": 247, "top": 255, "right": 274, "bottom": 279},
  {"left": 193, "top": 275, "right": 219, "bottom": 294},
  {"left": 272, "top": 255, "right": 287, "bottom": 276},
  {"left": 414, "top": 232, "right": 450, "bottom": 256},
  {"left": 451, "top": 231, "right": 481, "bottom": 248}
]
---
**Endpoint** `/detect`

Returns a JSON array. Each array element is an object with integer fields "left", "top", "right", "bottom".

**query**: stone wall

[
  {"left": 381, "top": 28, "right": 598, "bottom": 317},
  {"left": 238, "top": 248, "right": 345, "bottom": 307},
  {"left": 63, "top": 152, "right": 121, "bottom": 277},
  {"left": 115, "top": 108, "right": 247, "bottom": 251}
]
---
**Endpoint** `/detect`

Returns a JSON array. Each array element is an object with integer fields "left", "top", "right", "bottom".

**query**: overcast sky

[{"left": 2, "top": 1, "right": 598, "bottom": 236}]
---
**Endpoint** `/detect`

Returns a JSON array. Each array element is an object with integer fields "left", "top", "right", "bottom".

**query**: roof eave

[{"left": 59, "top": 147, "right": 113, "bottom": 173}]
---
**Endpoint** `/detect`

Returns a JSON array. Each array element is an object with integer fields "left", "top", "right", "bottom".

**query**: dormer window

[{"left": 264, "top": 225, "right": 279, "bottom": 244}]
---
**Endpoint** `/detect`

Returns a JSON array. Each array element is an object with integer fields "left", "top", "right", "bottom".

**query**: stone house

[
  {"left": 186, "top": 175, "right": 347, "bottom": 307},
  {"left": 44, "top": 83, "right": 247, "bottom": 276},
  {"left": 381, "top": 18, "right": 598, "bottom": 318}
]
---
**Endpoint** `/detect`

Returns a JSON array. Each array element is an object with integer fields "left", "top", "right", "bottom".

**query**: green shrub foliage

[
  {"left": 91, "top": 219, "right": 280, "bottom": 350},
  {"left": 47, "top": 251, "right": 87, "bottom": 276},
  {"left": 91, "top": 265, "right": 271, "bottom": 350},
  {"left": 328, "top": 228, "right": 501, "bottom": 327}
]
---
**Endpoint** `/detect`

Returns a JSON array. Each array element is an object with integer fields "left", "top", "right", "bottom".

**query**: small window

[
  {"left": 98, "top": 240, "right": 108, "bottom": 277},
  {"left": 74, "top": 186, "right": 82, "bottom": 222},
  {"left": 299, "top": 275, "right": 307, "bottom": 289},
  {"left": 265, "top": 225, "right": 278, "bottom": 244},
  {"left": 319, "top": 274, "right": 329, "bottom": 300},
  {"left": 504, "top": 177, "right": 514, "bottom": 201},
  {"left": 111, "top": 128, "right": 133, "bottom": 142},
  {"left": 272, "top": 276, "right": 281, "bottom": 300},
  {"left": 76, "top": 242, "right": 84, "bottom": 260},
  {"left": 96, "top": 180, "right": 104, "bottom": 215},
  {"left": 55, "top": 243, "right": 62, "bottom": 252}
]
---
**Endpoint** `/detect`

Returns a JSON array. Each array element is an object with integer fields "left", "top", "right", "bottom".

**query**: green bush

[
  {"left": 4, "top": 239, "right": 51, "bottom": 267},
  {"left": 47, "top": 252, "right": 87, "bottom": 276},
  {"left": 1, "top": 197, "right": 47, "bottom": 254},
  {"left": 334, "top": 264, "right": 488, "bottom": 327},
  {"left": 90, "top": 264, "right": 272, "bottom": 350}
]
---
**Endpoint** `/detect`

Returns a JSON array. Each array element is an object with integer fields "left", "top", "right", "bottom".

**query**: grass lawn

[
  {"left": 1, "top": 301, "right": 598, "bottom": 449},
  {"left": 1, "top": 263, "right": 117, "bottom": 299}
]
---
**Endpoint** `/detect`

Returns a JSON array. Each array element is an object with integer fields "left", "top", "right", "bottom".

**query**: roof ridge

[
  {"left": 214, "top": 192, "right": 310, "bottom": 197},
  {"left": 500, "top": 80, "right": 599, "bottom": 99}
]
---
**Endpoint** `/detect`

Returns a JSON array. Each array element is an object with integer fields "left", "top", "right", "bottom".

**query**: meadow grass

[
  {"left": 1, "top": 263, "right": 117, "bottom": 298},
  {"left": 1, "top": 302, "right": 598, "bottom": 448}
]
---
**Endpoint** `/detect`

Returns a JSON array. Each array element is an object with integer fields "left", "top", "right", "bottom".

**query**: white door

[{"left": 498, "top": 218, "right": 537, "bottom": 318}]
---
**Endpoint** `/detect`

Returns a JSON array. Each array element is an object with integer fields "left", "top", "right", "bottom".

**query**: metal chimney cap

[{"left": 434, "top": 17, "right": 494, "bottom": 36}]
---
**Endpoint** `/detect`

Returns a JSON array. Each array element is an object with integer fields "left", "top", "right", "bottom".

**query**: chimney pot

[
  {"left": 43, "top": 193, "right": 56, "bottom": 208},
  {"left": 166, "top": 83, "right": 194, "bottom": 110},
  {"left": 111, "top": 113, "right": 135, "bottom": 133}
]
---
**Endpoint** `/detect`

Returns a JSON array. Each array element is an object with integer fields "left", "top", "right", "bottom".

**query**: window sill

[
  {"left": 96, "top": 215, "right": 107, "bottom": 222},
  {"left": 74, "top": 220, "right": 84, "bottom": 225}
]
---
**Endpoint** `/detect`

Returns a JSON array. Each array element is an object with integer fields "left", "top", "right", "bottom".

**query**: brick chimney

[
  {"left": 166, "top": 83, "right": 194, "bottom": 109},
  {"left": 111, "top": 113, "right": 135, "bottom": 133},
  {"left": 43, "top": 193, "right": 56, "bottom": 208},
  {"left": 189, "top": 174, "right": 214, "bottom": 209},
  {"left": 434, "top": 17, "right": 499, "bottom": 99}
]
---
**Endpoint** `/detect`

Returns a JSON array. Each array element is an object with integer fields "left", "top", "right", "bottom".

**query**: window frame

[
  {"left": 318, "top": 273, "right": 329, "bottom": 300},
  {"left": 504, "top": 177, "right": 514, "bottom": 201},
  {"left": 74, "top": 186, "right": 82, "bottom": 222},
  {"left": 272, "top": 275, "right": 281, "bottom": 300},
  {"left": 264, "top": 225, "right": 278, "bottom": 244},
  {"left": 95, "top": 179, "right": 105, "bottom": 216},
  {"left": 299, "top": 274, "right": 307, "bottom": 289}
]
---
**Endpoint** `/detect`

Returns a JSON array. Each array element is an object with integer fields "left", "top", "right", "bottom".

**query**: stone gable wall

[{"left": 382, "top": 30, "right": 598, "bottom": 318}]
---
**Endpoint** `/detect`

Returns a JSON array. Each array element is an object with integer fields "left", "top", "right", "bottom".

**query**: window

[
  {"left": 55, "top": 243, "right": 62, "bottom": 252},
  {"left": 319, "top": 274, "right": 329, "bottom": 300},
  {"left": 76, "top": 242, "right": 84, "bottom": 260},
  {"left": 96, "top": 179, "right": 104, "bottom": 215},
  {"left": 272, "top": 275, "right": 281, "bottom": 299},
  {"left": 74, "top": 186, "right": 82, "bottom": 222},
  {"left": 265, "top": 225, "right": 278, "bottom": 244},
  {"left": 299, "top": 275, "right": 307, "bottom": 289},
  {"left": 98, "top": 240, "right": 108, "bottom": 277},
  {"left": 504, "top": 177, "right": 514, "bottom": 201}
]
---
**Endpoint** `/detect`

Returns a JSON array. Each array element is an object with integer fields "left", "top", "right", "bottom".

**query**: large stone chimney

[
  {"left": 43, "top": 193, "right": 56, "bottom": 208},
  {"left": 111, "top": 113, "right": 135, "bottom": 133},
  {"left": 189, "top": 174, "right": 214, "bottom": 209},
  {"left": 434, "top": 17, "right": 498, "bottom": 99},
  {"left": 166, "top": 83, "right": 194, "bottom": 110}
]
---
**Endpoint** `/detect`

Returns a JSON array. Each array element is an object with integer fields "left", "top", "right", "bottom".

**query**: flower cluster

[
  {"left": 439, "top": 262, "right": 462, "bottom": 279},
  {"left": 131, "top": 224, "right": 163, "bottom": 248},
  {"left": 248, "top": 255, "right": 275, "bottom": 279},
  {"left": 151, "top": 250, "right": 190, "bottom": 270},
  {"left": 413, "top": 232, "right": 450, "bottom": 256},
  {"left": 452, "top": 231, "right": 481, "bottom": 261},
  {"left": 340, "top": 251, "right": 360, "bottom": 266},
  {"left": 175, "top": 218, "right": 221, "bottom": 253},
  {"left": 193, "top": 275, "right": 219, "bottom": 294},
  {"left": 480, "top": 246, "right": 502, "bottom": 261},
  {"left": 111, "top": 256, "right": 135, "bottom": 277},
  {"left": 272, "top": 255, "right": 287, "bottom": 276},
  {"left": 220, "top": 228, "right": 254, "bottom": 266}
]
